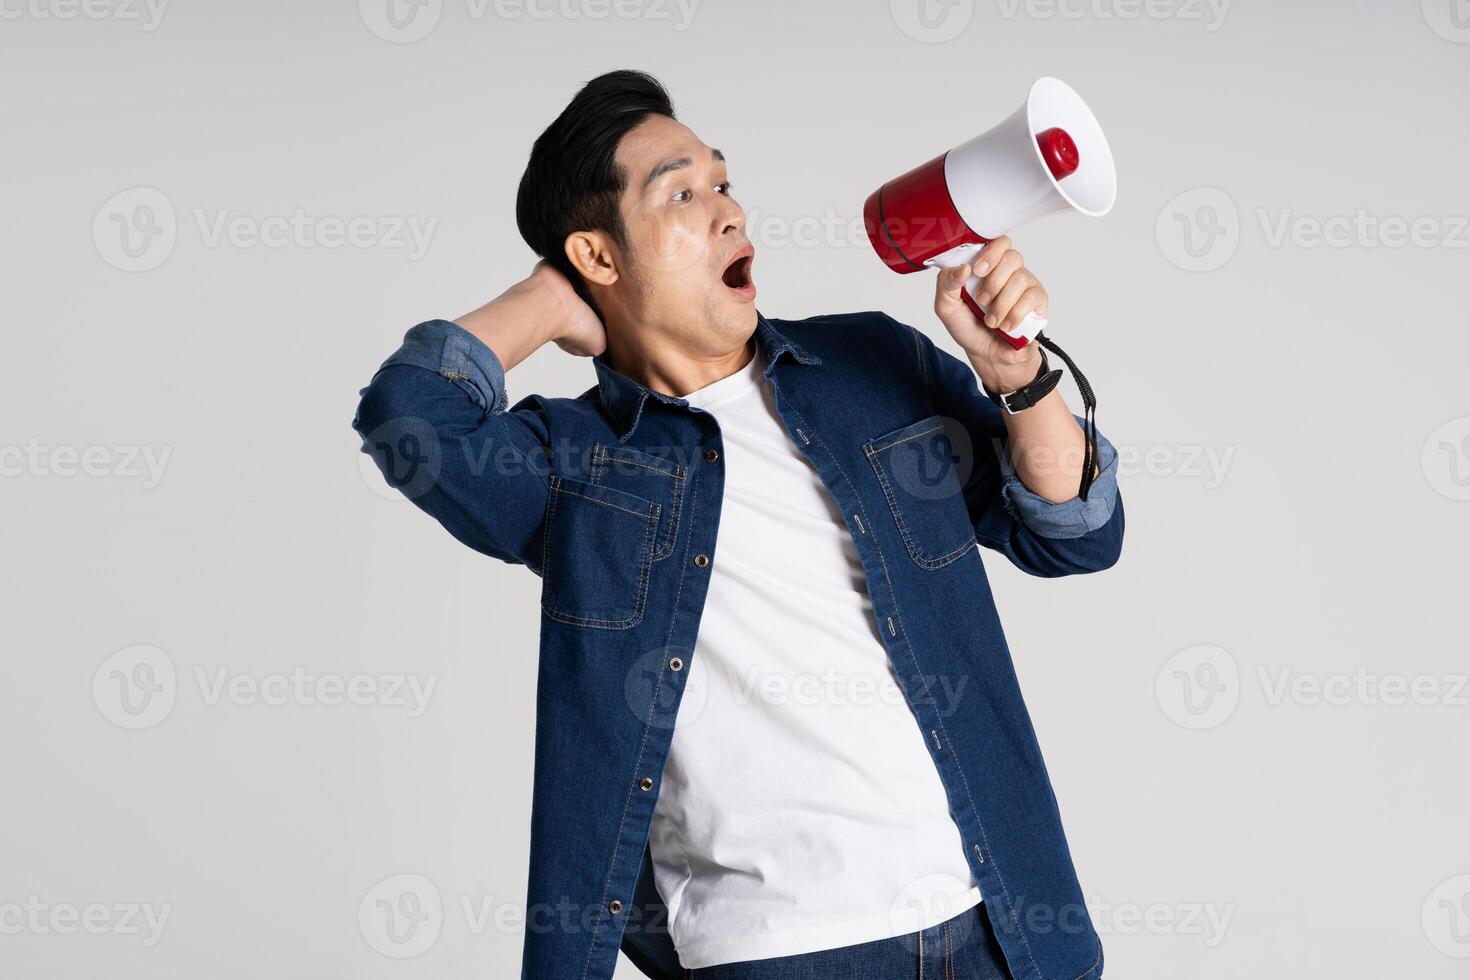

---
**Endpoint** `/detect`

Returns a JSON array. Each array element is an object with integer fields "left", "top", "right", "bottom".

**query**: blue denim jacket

[{"left": 352, "top": 309, "right": 1123, "bottom": 980}]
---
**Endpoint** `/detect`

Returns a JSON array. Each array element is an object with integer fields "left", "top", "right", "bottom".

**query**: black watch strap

[{"left": 983, "top": 349, "right": 1063, "bottom": 415}]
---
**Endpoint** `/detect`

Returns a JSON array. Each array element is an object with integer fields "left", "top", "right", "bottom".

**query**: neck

[{"left": 605, "top": 323, "right": 757, "bottom": 399}]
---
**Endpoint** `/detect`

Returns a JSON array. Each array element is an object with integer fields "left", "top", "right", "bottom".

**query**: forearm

[
  {"left": 966, "top": 350, "right": 1094, "bottom": 504},
  {"left": 452, "top": 277, "right": 559, "bottom": 374}
]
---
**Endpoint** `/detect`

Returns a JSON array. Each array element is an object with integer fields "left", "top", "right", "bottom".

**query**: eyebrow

[{"left": 642, "top": 147, "right": 725, "bottom": 190}]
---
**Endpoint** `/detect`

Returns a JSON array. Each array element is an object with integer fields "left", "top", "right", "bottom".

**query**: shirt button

[
  {"left": 608, "top": 899, "right": 623, "bottom": 914},
  {"left": 693, "top": 553, "right": 709, "bottom": 568},
  {"left": 669, "top": 657, "right": 684, "bottom": 672},
  {"left": 639, "top": 777, "right": 654, "bottom": 791},
  {"left": 704, "top": 448, "right": 720, "bottom": 463}
]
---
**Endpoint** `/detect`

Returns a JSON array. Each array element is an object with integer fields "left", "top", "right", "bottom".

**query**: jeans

[{"left": 685, "top": 903, "right": 1011, "bottom": 980}]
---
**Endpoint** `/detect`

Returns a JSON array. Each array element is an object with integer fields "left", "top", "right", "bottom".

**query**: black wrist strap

[
  {"left": 1034, "top": 332, "right": 1099, "bottom": 502},
  {"left": 985, "top": 350, "right": 1063, "bottom": 414}
]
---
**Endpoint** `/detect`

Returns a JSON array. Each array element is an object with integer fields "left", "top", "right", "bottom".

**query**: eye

[{"left": 671, "top": 182, "right": 732, "bottom": 204}]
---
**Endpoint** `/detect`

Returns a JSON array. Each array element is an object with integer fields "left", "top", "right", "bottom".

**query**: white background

[{"left": 2, "top": 0, "right": 1468, "bottom": 976}]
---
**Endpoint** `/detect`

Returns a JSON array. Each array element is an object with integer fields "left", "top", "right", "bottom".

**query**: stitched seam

[
  {"left": 1069, "top": 932, "right": 1104, "bottom": 980},
  {"left": 793, "top": 417, "right": 1034, "bottom": 980},
  {"left": 541, "top": 482, "right": 658, "bottom": 629},
  {"left": 540, "top": 477, "right": 559, "bottom": 587},
  {"left": 869, "top": 420, "right": 943, "bottom": 453},
  {"left": 652, "top": 470, "right": 685, "bottom": 562},
  {"left": 543, "top": 510, "right": 655, "bottom": 628},
  {"left": 552, "top": 481, "right": 657, "bottom": 519},
  {"left": 864, "top": 445, "right": 976, "bottom": 571},
  {"left": 575, "top": 577, "right": 672, "bottom": 980},
  {"left": 590, "top": 445, "right": 685, "bottom": 561},
  {"left": 592, "top": 442, "right": 684, "bottom": 478},
  {"left": 578, "top": 467, "right": 705, "bottom": 980},
  {"left": 911, "top": 323, "right": 929, "bottom": 389},
  {"left": 835, "top": 435, "right": 1041, "bottom": 979}
]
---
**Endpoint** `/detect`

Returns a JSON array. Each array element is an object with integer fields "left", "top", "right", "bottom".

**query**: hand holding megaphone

[
  {"left": 864, "top": 77, "right": 1117, "bottom": 349},
  {"left": 932, "top": 238, "right": 1049, "bottom": 371}
]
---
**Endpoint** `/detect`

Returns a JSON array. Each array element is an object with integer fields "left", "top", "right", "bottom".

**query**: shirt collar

[{"left": 592, "top": 309, "right": 822, "bottom": 444}]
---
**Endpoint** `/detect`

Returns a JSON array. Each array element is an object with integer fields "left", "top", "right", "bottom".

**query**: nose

[{"left": 713, "top": 192, "right": 744, "bottom": 237}]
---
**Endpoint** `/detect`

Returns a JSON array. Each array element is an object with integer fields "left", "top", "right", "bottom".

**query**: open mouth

[{"left": 720, "top": 245, "right": 756, "bottom": 298}]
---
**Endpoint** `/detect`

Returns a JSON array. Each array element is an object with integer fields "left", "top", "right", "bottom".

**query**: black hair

[{"left": 515, "top": 69, "right": 677, "bottom": 314}]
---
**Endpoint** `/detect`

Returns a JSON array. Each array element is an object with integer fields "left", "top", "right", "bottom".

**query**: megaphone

[{"left": 864, "top": 76, "right": 1117, "bottom": 349}]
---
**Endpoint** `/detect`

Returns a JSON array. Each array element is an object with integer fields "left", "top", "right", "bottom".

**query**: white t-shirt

[{"left": 647, "top": 342, "right": 982, "bottom": 970}]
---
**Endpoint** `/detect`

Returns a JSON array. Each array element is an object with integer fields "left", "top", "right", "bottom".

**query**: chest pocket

[
  {"left": 863, "top": 414, "right": 977, "bottom": 571},
  {"left": 588, "top": 443, "right": 686, "bottom": 562},
  {"left": 541, "top": 475, "right": 660, "bottom": 630}
]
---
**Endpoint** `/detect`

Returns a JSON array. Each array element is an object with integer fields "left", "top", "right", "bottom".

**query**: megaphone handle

[{"left": 959, "top": 272, "right": 1046, "bottom": 350}]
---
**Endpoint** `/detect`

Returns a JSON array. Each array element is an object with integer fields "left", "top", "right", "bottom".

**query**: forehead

[{"left": 616, "top": 116, "right": 721, "bottom": 188}]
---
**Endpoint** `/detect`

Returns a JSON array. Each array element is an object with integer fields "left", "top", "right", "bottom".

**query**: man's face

[{"left": 598, "top": 115, "right": 757, "bottom": 354}]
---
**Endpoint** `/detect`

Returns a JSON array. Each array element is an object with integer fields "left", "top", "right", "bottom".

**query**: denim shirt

[{"left": 352, "top": 309, "right": 1123, "bottom": 980}]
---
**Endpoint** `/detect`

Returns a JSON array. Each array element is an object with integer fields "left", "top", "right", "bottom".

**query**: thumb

[{"left": 938, "top": 263, "right": 970, "bottom": 298}]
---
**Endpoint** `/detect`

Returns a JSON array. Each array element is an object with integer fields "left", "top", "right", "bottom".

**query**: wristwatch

[{"left": 982, "top": 349, "right": 1063, "bottom": 415}]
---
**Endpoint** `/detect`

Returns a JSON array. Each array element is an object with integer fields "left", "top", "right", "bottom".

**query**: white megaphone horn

[{"left": 864, "top": 76, "right": 1117, "bottom": 348}]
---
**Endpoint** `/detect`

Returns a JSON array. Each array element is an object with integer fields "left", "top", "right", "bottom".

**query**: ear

[{"left": 564, "top": 230, "right": 619, "bottom": 287}]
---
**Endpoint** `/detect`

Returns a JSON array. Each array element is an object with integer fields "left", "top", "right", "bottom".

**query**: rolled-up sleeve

[
  {"left": 372, "top": 318, "right": 512, "bottom": 414},
  {"left": 997, "top": 417, "right": 1120, "bottom": 539},
  {"left": 352, "top": 319, "right": 553, "bottom": 572}
]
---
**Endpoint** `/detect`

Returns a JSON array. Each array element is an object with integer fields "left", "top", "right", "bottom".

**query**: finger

[
  {"left": 985, "top": 268, "right": 1037, "bottom": 329},
  {"left": 935, "top": 262, "right": 972, "bottom": 303},
  {"left": 972, "top": 236, "right": 1010, "bottom": 278},
  {"left": 976, "top": 249, "right": 1023, "bottom": 308},
  {"left": 1002, "top": 284, "right": 1049, "bottom": 332}
]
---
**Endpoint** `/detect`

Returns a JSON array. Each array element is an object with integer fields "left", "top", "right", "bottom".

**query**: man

[{"left": 353, "top": 69, "right": 1122, "bottom": 979}]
